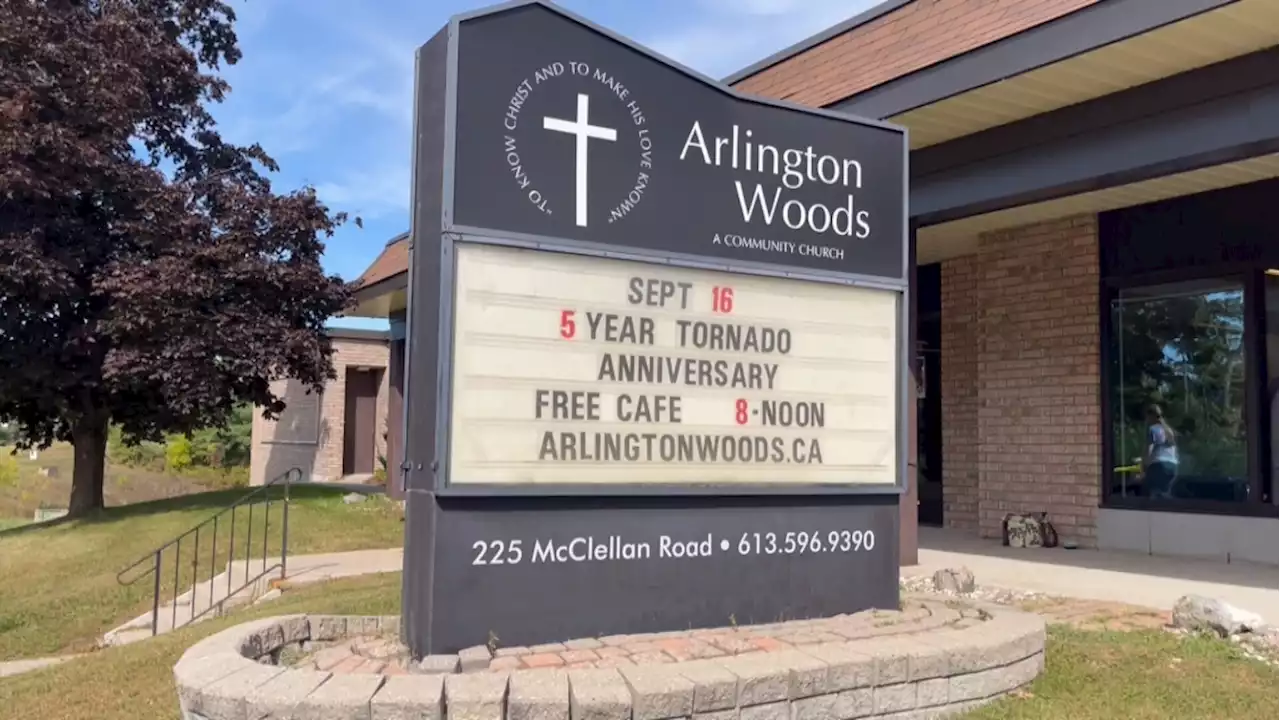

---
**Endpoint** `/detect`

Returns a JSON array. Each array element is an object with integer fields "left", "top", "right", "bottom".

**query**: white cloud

[
  {"left": 219, "top": 45, "right": 411, "bottom": 157},
  {"left": 647, "top": 0, "right": 880, "bottom": 79},
  {"left": 207, "top": 0, "right": 424, "bottom": 222},
  {"left": 314, "top": 161, "right": 411, "bottom": 220}
]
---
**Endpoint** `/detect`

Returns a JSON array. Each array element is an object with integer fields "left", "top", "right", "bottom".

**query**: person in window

[{"left": 1142, "top": 404, "right": 1179, "bottom": 499}]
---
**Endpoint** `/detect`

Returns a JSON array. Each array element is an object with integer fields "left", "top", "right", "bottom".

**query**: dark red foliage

[{"left": 0, "top": 0, "right": 355, "bottom": 513}]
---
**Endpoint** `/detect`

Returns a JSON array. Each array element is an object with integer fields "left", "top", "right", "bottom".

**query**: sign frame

[
  {"left": 405, "top": 0, "right": 910, "bottom": 499},
  {"left": 432, "top": 232, "right": 910, "bottom": 498}
]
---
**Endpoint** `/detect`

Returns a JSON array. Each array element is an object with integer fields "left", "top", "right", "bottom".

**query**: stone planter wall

[{"left": 175, "top": 604, "right": 1045, "bottom": 719}]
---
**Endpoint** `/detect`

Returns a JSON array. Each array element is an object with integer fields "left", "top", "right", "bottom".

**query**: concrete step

[
  {"left": 101, "top": 627, "right": 153, "bottom": 648},
  {"left": 102, "top": 563, "right": 282, "bottom": 647},
  {"left": 99, "top": 547, "right": 401, "bottom": 649}
]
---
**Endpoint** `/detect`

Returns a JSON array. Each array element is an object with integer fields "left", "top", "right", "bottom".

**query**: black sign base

[{"left": 402, "top": 492, "right": 900, "bottom": 654}]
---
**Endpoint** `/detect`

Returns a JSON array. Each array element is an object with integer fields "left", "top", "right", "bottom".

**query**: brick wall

[
  {"left": 733, "top": 0, "right": 1099, "bottom": 108},
  {"left": 250, "top": 336, "right": 391, "bottom": 485},
  {"left": 940, "top": 255, "right": 979, "bottom": 531},
  {"left": 939, "top": 215, "right": 1101, "bottom": 544}
]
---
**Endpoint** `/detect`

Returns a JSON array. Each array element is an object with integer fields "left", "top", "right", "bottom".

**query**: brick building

[
  {"left": 249, "top": 328, "right": 391, "bottom": 486},
  {"left": 348, "top": 0, "right": 1278, "bottom": 565}
]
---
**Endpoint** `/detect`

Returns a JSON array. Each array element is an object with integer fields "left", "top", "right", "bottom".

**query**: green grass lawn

[
  {"left": 0, "top": 573, "right": 400, "bottom": 720},
  {"left": 970, "top": 626, "right": 1278, "bottom": 719},
  {"left": 0, "top": 485, "right": 403, "bottom": 662},
  {"left": 0, "top": 573, "right": 1274, "bottom": 720},
  {"left": 0, "top": 443, "right": 214, "bottom": 522}
]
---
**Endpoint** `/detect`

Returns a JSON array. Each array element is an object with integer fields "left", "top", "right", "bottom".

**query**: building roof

[
  {"left": 327, "top": 327, "right": 390, "bottom": 342},
  {"left": 355, "top": 232, "right": 409, "bottom": 289},
  {"left": 721, "top": 0, "right": 913, "bottom": 86},
  {"left": 729, "top": 0, "right": 1100, "bottom": 107}
]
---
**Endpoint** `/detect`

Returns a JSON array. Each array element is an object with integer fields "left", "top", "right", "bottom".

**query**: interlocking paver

[{"left": 285, "top": 599, "right": 977, "bottom": 682}]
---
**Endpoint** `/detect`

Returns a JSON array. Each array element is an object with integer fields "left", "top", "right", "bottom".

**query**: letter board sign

[{"left": 401, "top": 0, "right": 909, "bottom": 656}]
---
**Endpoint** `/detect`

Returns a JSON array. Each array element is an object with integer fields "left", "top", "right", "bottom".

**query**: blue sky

[{"left": 214, "top": 0, "right": 877, "bottom": 329}]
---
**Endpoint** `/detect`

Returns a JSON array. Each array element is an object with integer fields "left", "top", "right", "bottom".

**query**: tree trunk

[{"left": 68, "top": 413, "right": 109, "bottom": 517}]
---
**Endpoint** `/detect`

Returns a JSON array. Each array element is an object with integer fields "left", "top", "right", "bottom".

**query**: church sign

[{"left": 402, "top": 0, "right": 909, "bottom": 655}]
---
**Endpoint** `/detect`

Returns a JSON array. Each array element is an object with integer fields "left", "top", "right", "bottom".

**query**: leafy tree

[
  {"left": 0, "top": 1, "right": 355, "bottom": 515},
  {"left": 190, "top": 403, "right": 253, "bottom": 467},
  {"left": 1110, "top": 289, "right": 1248, "bottom": 481}
]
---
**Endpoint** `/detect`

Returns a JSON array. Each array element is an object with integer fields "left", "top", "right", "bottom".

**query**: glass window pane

[
  {"left": 1108, "top": 280, "right": 1249, "bottom": 503},
  {"left": 1266, "top": 274, "right": 1277, "bottom": 504}
]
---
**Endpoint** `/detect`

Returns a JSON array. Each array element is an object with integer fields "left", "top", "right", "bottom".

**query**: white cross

[{"left": 543, "top": 93, "right": 617, "bottom": 227}]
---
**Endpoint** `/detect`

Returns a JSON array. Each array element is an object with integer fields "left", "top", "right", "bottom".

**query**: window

[
  {"left": 1107, "top": 279, "right": 1250, "bottom": 504},
  {"left": 1266, "top": 274, "right": 1277, "bottom": 504}
]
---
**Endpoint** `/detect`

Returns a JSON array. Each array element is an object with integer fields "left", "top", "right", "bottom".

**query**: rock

[
  {"left": 1172, "top": 595, "right": 1266, "bottom": 637},
  {"left": 1248, "top": 624, "right": 1279, "bottom": 650},
  {"left": 342, "top": 492, "right": 367, "bottom": 504},
  {"left": 931, "top": 567, "right": 975, "bottom": 594},
  {"left": 32, "top": 507, "right": 68, "bottom": 522}
]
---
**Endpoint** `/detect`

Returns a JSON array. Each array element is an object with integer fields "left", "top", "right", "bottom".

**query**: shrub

[
  {"left": 0, "top": 453, "right": 18, "bottom": 488},
  {"left": 107, "top": 404, "right": 252, "bottom": 484},
  {"left": 188, "top": 434, "right": 222, "bottom": 468},
  {"left": 182, "top": 464, "right": 250, "bottom": 490},
  {"left": 165, "top": 435, "right": 193, "bottom": 473},
  {"left": 107, "top": 426, "right": 165, "bottom": 470},
  {"left": 186, "top": 405, "right": 252, "bottom": 469}
]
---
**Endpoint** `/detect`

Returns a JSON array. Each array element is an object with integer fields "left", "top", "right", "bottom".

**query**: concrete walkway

[
  {"left": 101, "top": 547, "right": 404, "bottom": 647},
  {"left": 8, "top": 532, "right": 1274, "bottom": 682},
  {"left": 0, "top": 547, "right": 403, "bottom": 682},
  {"left": 907, "top": 526, "right": 1279, "bottom": 624},
  {"left": 0, "top": 654, "right": 82, "bottom": 679}
]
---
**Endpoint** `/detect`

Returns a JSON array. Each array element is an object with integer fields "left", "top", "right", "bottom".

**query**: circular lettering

[{"left": 499, "top": 62, "right": 653, "bottom": 226}]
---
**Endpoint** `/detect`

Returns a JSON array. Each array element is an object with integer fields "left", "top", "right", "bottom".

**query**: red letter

[
  {"left": 560, "top": 310, "right": 576, "bottom": 339},
  {"left": 712, "top": 287, "right": 735, "bottom": 314}
]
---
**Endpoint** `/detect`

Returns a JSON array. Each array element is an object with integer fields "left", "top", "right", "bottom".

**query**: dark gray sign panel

[
  {"left": 448, "top": 4, "right": 906, "bottom": 281},
  {"left": 401, "top": 0, "right": 909, "bottom": 656},
  {"left": 417, "top": 495, "right": 900, "bottom": 651}
]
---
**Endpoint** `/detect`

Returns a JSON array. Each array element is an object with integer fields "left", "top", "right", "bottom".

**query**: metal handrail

[{"left": 115, "top": 466, "right": 300, "bottom": 636}]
